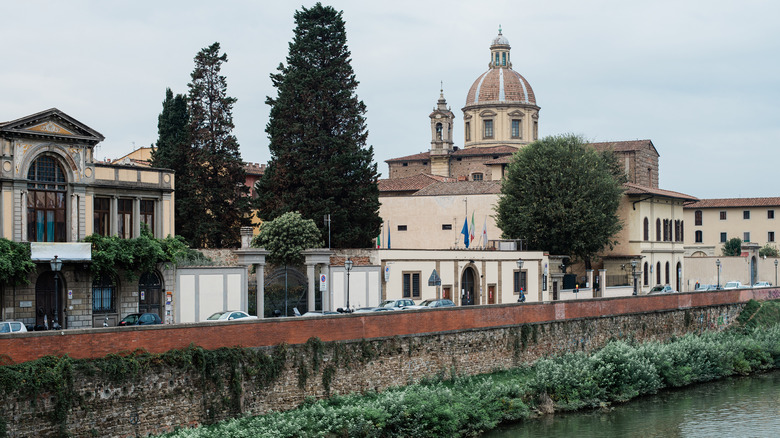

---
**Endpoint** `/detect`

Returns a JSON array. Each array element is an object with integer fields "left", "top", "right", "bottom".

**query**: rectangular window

[
  {"left": 92, "top": 284, "right": 115, "bottom": 313},
  {"left": 118, "top": 198, "right": 133, "bottom": 239},
  {"left": 744, "top": 232, "right": 750, "bottom": 242},
  {"left": 695, "top": 230, "right": 703, "bottom": 243},
  {"left": 397, "top": 225, "right": 407, "bottom": 231},
  {"left": 694, "top": 210, "right": 702, "bottom": 226},
  {"left": 483, "top": 120, "right": 494, "bottom": 138},
  {"left": 472, "top": 173, "right": 483, "bottom": 181},
  {"left": 743, "top": 210, "right": 750, "bottom": 219},
  {"left": 442, "top": 224, "right": 452, "bottom": 230},
  {"left": 533, "top": 121, "right": 538, "bottom": 140},
  {"left": 513, "top": 270, "right": 527, "bottom": 294},
  {"left": 511, "top": 119, "right": 522, "bottom": 138},
  {"left": 94, "top": 197, "right": 110, "bottom": 236},
  {"left": 140, "top": 200, "right": 155, "bottom": 235},
  {"left": 769, "top": 231, "right": 775, "bottom": 242},
  {"left": 720, "top": 211, "right": 727, "bottom": 220},
  {"left": 403, "top": 272, "right": 421, "bottom": 298},
  {"left": 720, "top": 232, "right": 727, "bottom": 243},
  {"left": 769, "top": 210, "right": 775, "bottom": 219},
  {"left": 26, "top": 190, "right": 66, "bottom": 242},
  {"left": 465, "top": 122, "right": 470, "bottom": 142}
]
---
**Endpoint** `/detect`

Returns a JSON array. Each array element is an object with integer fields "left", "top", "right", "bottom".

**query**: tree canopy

[
  {"left": 0, "top": 239, "right": 35, "bottom": 286},
  {"left": 252, "top": 211, "right": 323, "bottom": 266},
  {"left": 722, "top": 237, "right": 743, "bottom": 256},
  {"left": 495, "top": 134, "right": 626, "bottom": 264},
  {"left": 255, "top": 3, "right": 381, "bottom": 249},
  {"left": 184, "top": 42, "right": 250, "bottom": 248},
  {"left": 759, "top": 244, "right": 778, "bottom": 258}
]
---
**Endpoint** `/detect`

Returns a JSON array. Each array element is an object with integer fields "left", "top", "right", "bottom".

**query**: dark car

[{"left": 118, "top": 313, "right": 162, "bottom": 326}]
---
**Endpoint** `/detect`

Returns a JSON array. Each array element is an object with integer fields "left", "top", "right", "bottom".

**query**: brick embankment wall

[{"left": 0, "top": 298, "right": 750, "bottom": 438}]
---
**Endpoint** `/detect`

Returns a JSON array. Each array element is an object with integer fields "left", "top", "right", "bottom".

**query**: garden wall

[{"left": 1, "top": 288, "right": 778, "bottom": 437}]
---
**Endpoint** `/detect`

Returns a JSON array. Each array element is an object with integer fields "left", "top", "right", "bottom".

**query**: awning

[{"left": 30, "top": 242, "right": 92, "bottom": 262}]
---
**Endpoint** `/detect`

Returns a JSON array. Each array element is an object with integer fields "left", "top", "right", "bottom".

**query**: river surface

[{"left": 483, "top": 370, "right": 780, "bottom": 437}]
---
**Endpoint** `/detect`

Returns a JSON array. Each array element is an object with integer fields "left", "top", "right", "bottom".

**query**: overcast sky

[{"left": 2, "top": 0, "right": 778, "bottom": 199}]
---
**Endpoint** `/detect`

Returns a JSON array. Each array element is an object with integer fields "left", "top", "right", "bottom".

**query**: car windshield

[
  {"left": 207, "top": 312, "right": 228, "bottom": 320},
  {"left": 122, "top": 314, "right": 140, "bottom": 323},
  {"left": 650, "top": 286, "right": 664, "bottom": 292}
]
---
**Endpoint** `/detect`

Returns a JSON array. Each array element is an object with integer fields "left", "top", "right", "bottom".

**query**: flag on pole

[
  {"left": 481, "top": 216, "right": 488, "bottom": 248},
  {"left": 377, "top": 224, "right": 381, "bottom": 248},
  {"left": 461, "top": 217, "right": 470, "bottom": 248},
  {"left": 470, "top": 212, "right": 475, "bottom": 244}
]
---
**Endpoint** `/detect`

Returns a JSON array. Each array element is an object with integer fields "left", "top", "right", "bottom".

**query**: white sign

[
  {"left": 384, "top": 266, "right": 390, "bottom": 282},
  {"left": 320, "top": 274, "right": 327, "bottom": 292}
]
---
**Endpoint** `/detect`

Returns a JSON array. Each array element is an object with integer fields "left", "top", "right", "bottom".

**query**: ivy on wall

[{"left": 0, "top": 239, "right": 35, "bottom": 286}]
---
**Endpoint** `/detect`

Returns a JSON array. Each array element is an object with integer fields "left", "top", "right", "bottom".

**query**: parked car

[
  {"left": 118, "top": 313, "right": 162, "bottom": 326},
  {"left": 205, "top": 310, "right": 257, "bottom": 322},
  {"left": 723, "top": 281, "right": 744, "bottom": 290},
  {"left": 354, "top": 307, "right": 394, "bottom": 313},
  {"left": 695, "top": 284, "right": 722, "bottom": 291},
  {"left": 0, "top": 321, "right": 28, "bottom": 334},
  {"left": 300, "top": 310, "right": 342, "bottom": 317},
  {"left": 648, "top": 285, "right": 676, "bottom": 294},
  {"left": 379, "top": 299, "right": 416, "bottom": 309},
  {"left": 753, "top": 281, "right": 772, "bottom": 288},
  {"left": 404, "top": 299, "right": 456, "bottom": 309}
]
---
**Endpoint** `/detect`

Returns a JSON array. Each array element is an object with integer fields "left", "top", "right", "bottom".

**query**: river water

[{"left": 483, "top": 370, "right": 780, "bottom": 437}]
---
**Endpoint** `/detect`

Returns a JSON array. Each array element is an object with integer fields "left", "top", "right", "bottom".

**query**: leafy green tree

[
  {"left": 0, "top": 239, "right": 35, "bottom": 286},
  {"left": 758, "top": 244, "right": 778, "bottom": 258},
  {"left": 186, "top": 42, "right": 249, "bottom": 248},
  {"left": 496, "top": 134, "right": 626, "bottom": 266},
  {"left": 256, "top": 3, "right": 381, "bottom": 249},
  {"left": 150, "top": 88, "right": 191, "bottom": 238},
  {"left": 252, "top": 211, "right": 323, "bottom": 316},
  {"left": 722, "top": 237, "right": 743, "bottom": 256}
]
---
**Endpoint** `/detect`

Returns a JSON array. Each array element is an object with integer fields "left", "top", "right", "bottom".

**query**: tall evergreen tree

[
  {"left": 186, "top": 42, "right": 249, "bottom": 248},
  {"left": 256, "top": 3, "right": 381, "bottom": 248},
  {"left": 151, "top": 88, "right": 191, "bottom": 238}
]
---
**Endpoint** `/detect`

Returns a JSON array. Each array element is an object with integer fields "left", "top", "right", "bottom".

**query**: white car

[
  {"left": 204, "top": 311, "right": 257, "bottom": 322},
  {"left": 753, "top": 281, "right": 772, "bottom": 288},
  {"left": 723, "top": 281, "right": 744, "bottom": 290},
  {"left": 0, "top": 321, "right": 28, "bottom": 334}
]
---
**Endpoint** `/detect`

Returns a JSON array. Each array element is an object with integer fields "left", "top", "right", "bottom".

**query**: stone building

[{"left": 0, "top": 108, "right": 175, "bottom": 328}]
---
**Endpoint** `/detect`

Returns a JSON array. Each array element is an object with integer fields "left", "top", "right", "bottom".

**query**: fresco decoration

[{"left": 28, "top": 121, "right": 75, "bottom": 136}]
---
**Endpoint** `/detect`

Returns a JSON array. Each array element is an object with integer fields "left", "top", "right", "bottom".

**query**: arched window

[
  {"left": 695, "top": 230, "right": 703, "bottom": 243},
  {"left": 92, "top": 276, "right": 116, "bottom": 313},
  {"left": 435, "top": 122, "right": 443, "bottom": 141},
  {"left": 695, "top": 210, "right": 702, "bottom": 226},
  {"left": 502, "top": 52, "right": 506, "bottom": 66},
  {"left": 680, "top": 221, "right": 684, "bottom": 241},
  {"left": 656, "top": 219, "right": 661, "bottom": 241},
  {"left": 656, "top": 262, "right": 661, "bottom": 284},
  {"left": 643, "top": 262, "right": 649, "bottom": 286},
  {"left": 663, "top": 219, "right": 669, "bottom": 241},
  {"left": 27, "top": 155, "right": 67, "bottom": 242},
  {"left": 665, "top": 262, "right": 670, "bottom": 285},
  {"left": 643, "top": 217, "right": 649, "bottom": 241}
]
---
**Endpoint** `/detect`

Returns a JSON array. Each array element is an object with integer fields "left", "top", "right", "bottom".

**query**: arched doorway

[
  {"left": 138, "top": 272, "right": 163, "bottom": 318},
  {"left": 35, "top": 272, "right": 64, "bottom": 329},
  {"left": 461, "top": 267, "right": 477, "bottom": 305}
]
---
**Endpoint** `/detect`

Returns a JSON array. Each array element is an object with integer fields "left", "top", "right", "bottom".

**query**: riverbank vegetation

[{"left": 158, "top": 300, "right": 780, "bottom": 437}]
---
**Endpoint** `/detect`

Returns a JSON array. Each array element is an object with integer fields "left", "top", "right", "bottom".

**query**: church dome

[{"left": 465, "top": 68, "right": 536, "bottom": 106}]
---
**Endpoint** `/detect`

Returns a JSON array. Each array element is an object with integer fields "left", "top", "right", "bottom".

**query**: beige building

[
  {"left": 1, "top": 108, "right": 175, "bottom": 328},
  {"left": 684, "top": 197, "right": 780, "bottom": 257}
]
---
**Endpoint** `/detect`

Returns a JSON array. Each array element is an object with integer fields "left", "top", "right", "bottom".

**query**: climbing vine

[{"left": 0, "top": 239, "right": 35, "bottom": 287}]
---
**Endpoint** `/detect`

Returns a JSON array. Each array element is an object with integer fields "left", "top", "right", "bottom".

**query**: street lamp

[
  {"left": 344, "top": 258, "right": 353, "bottom": 312},
  {"left": 516, "top": 259, "right": 525, "bottom": 302},
  {"left": 631, "top": 259, "right": 638, "bottom": 296},
  {"left": 50, "top": 255, "right": 63, "bottom": 329},
  {"left": 774, "top": 259, "right": 778, "bottom": 286},
  {"left": 716, "top": 259, "right": 721, "bottom": 289}
]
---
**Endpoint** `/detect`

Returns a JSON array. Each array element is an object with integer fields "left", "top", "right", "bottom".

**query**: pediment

[
  {"left": 0, "top": 108, "right": 104, "bottom": 144},
  {"left": 479, "top": 110, "right": 497, "bottom": 117},
  {"left": 507, "top": 110, "right": 525, "bottom": 117}
]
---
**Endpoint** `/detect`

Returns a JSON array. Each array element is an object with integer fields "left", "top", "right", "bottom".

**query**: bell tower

[{"left": 429, "top": 86, "right": 454, "bottom": 177}]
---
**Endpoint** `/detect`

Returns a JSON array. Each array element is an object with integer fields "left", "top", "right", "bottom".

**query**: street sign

[
  {"left": 428, "top": 269, "right": 442, "bottom": 286},
  {"left": 320, "top": 274, "right": 327, "bottom": 292}
]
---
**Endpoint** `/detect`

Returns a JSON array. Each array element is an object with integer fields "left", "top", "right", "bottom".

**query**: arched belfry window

[
  {"left": 435, "top": 122, "right": 443, "bottom": 141},
  {"left": 27, "top": 155, "right": 67, "bottom": 242}
]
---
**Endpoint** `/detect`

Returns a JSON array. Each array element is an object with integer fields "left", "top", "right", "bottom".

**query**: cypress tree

[
  {"left": 151, "top": 88, "right": 191, "bottom": 238},
  {"left": 256, "top": 3, "right": 381, "bottom": 248},
  {"left": 186, "top": 42, "right": 249, "bottom": 248}
]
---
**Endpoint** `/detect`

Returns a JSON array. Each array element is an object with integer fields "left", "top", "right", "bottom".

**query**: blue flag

[{"left": 461, "top": 217, "right": 470, "bottom": 248}]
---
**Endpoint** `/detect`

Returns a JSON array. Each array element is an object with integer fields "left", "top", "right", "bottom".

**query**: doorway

[
  {"left": 461, "top": 267, "right": 476, "bottom": 305},
  {"left": 35, "top": 272, "right": 64, "bottom": 329},
  {"left": 138, "top": 271, "right": 163, "bottom": 318}
]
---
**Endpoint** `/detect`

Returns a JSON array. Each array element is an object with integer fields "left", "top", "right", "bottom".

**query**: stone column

[
  {"left": 256, "top": 261, "right": 265, "bottom": 319},
  {"left": 306, "top": 262, "right": 316, "bottom": 312},
  {"left": 587, "top": 269, "right": 595, "bottom": 298},
  {"left": 599, "top": 269, "right": 607, "bottom": 297}
]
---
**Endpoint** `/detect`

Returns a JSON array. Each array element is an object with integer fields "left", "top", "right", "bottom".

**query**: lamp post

[
  {"left": 50, "top": 255, "right": 63, "bottom": 329},
  {"left": 774, "top": 259, "right": 778, "bottom": 286},
  {"left": 716, "top": 259, "right": 721, "bottom": 289},
  {"left": 631, "top": 260, "right": 638, "bottom": 295},
  {"left": 344, "top": 258, "right": 353, "bottom": 312},
  {"left": 516, "top": 259, "right": 525, "bottom": 302}
]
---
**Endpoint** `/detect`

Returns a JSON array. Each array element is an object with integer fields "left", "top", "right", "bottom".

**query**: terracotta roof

[
  {"left": 623, "top": 183, "right": 698, "bottom": 201},
  {"left": 684, "top": 197, "right": 780, "bottom": 209},
  {"left": 465, "top": 68, "right": 536, "bottom": 106},
  {"left": 590, "top": 140, "right": 659, "bottom": 157},
  {"left": 413, "top": 181, "right": 502, "bottom": 196},
  {"left": 484, "top": 155, "right": 513, "bottom": 165},
  {"left": 452, "top": 145, "right": 518, "bottom": 157},
  {"left": 385, "top": 151, "right": 431, "bottom": 163},
  {"left": 378, "top": 173, "right": 453, "bottom": 193}
]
